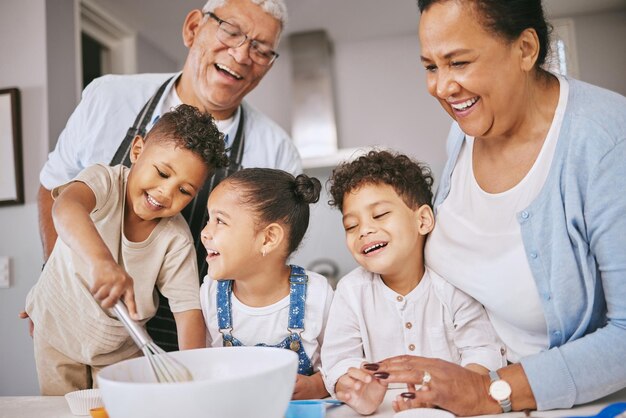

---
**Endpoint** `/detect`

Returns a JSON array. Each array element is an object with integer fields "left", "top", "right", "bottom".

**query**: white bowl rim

[{"left": 98, "top": 346, "right": 298, "bottom": 386}]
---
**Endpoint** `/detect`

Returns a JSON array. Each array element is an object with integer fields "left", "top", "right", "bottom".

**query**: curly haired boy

[
  {"left": 25, "top": 105, "right": 228, "bottom": 395},
  {"left": 321, "top": 150, "right": 506, "bottom": 415}
]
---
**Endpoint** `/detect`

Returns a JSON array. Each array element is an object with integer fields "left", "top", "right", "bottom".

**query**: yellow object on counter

[{"left": 89, "top": 407, "right": 109, "bottom": 418}]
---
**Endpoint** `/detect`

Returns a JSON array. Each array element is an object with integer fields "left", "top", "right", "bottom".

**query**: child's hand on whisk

[{"left": 90, "top": 259, "right": 138, "bottom": 319}]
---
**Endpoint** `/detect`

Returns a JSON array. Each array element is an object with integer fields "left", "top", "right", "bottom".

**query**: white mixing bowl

[{"left": 98, "top": 346, "right": 298, "bottom": 418}]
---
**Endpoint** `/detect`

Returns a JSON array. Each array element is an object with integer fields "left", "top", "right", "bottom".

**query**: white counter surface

[{"left": 0, "top": 388, "right": 624, "bottom": 418}]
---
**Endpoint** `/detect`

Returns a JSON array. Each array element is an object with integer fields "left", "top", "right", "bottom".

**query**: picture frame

[{"left": 0, "top": 87, "right": 24, "bottom": 206}]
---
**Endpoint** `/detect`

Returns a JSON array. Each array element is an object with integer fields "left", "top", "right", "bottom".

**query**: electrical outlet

[{"left": 0, "top": 256, "right": 10, "bottom": 288}]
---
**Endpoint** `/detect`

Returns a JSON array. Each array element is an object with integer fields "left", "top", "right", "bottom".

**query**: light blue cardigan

[{"left": 433, "top": 78, "right": 626, "bottom": 410}]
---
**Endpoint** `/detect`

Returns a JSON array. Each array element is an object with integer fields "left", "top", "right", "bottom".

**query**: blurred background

[{"left": 1, "top": 0, "right": 625, "bottom": 395}]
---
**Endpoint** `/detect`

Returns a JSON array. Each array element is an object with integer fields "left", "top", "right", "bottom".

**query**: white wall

[
  {"left": 0, "top": 0, "right": 50, "bottom": 396},
  {"left": 574, "top": 10, "right": 626, "bottom": 95},
  {"left": 136, "top": 34, "right": 179, "bottom": 74},
  {"left": 45, "top": 0, "right": 80, "bottom": 150}
]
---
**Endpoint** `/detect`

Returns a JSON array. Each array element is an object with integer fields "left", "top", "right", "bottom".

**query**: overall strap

[
  {"left": 110, "top": 76, "right": 173, "bottom": 166},
  {"left": 216, "top": 280, "right": 234, "bottom": 330},
  {"left": 288, "top": 265, "right": 308, "bottom": 331},
  {"left": 216, "top": 280, "right": 237, "bottom": 346},
  {"left": 286, "top": 265, "right": 313, "bottom": 375},
  {"left": 190, "top": 108, "right": 246, "bottom": 281}
]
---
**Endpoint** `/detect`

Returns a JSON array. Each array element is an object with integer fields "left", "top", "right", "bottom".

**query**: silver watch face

[{"left": 490, "top": 380, "right": 512, "bottom": 401}]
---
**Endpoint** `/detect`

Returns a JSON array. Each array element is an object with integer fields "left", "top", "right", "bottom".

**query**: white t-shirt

[
  {"left": 40, "top": 72, "right": 302, "bottom": 189},
  {"left": 320, "top": 266, "right": 506, "bottom": 396},
  {"left": 425, "top": 76, "right": 569, "bottom": 363},
  {"left": 200, "top": 270, "right": 334, "bottom": 372}
]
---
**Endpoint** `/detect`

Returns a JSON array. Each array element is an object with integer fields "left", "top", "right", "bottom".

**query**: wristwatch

[{"left": 488, "top": 370, "right": 512, "bottom": 413}]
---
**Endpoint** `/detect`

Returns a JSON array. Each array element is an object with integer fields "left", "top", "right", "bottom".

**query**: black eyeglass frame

[{"left": 203, "top": 11, "right": 280, "bottom": 66}]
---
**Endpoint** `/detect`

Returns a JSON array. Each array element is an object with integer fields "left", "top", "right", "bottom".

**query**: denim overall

[{"left": 216, "top": 265, "right": 314, "bottom": 375}]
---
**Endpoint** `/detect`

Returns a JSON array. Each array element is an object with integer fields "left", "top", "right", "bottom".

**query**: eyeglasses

[{"left": 204, "top": 11, "right": 279, "bottom": 66}]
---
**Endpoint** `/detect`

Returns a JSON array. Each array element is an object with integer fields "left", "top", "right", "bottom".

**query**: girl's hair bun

[{"left": 294, "top": 174, "right": 321, "bottom": 204}]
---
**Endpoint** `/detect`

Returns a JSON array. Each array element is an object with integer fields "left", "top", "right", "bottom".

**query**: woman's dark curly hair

[
  {"left": 329, "top": 150, "right": 434, "bottom": 212},
  {"left": 146, "top": 104, "right": 229, "bottom": 170},
  {"left": 224, "top": 168, "right": 322, "bottom": 255}
]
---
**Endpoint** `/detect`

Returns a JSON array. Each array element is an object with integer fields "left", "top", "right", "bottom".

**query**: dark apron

[{"left": 110, "top": 77, "right": 246, "bottom": 350}]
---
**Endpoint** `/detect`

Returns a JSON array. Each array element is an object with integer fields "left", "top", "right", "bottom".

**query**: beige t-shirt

[{"left": 26, "top": 164, "right": 200, "bottom": 366}]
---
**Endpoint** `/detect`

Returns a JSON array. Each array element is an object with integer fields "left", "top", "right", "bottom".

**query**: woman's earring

[{"left": 262, "top": 248, "right": 266, "bottom": 257}]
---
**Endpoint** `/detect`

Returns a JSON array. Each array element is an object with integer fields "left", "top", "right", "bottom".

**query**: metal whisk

[{"left": 112, "top": 301, "right": 193, "bottom": 383}]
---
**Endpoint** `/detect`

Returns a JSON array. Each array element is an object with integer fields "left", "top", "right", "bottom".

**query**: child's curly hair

[
  {"left": 147, "top": 104, "right": 229, "bottom": 170},
  {"left": 328, "top": 149, "right": 434, "bottom": 212}
]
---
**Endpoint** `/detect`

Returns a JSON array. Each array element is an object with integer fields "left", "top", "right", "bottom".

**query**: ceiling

[{"left": 92, "top": 0, "right": 626, "bottom": 65}]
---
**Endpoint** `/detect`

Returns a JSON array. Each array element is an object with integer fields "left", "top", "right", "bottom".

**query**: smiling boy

[
  {"left": 25, "top": 105, "right": 228, "bottom": 395},
  {"left": 321, "top": 150, "right": 505, "bottom": 415}
]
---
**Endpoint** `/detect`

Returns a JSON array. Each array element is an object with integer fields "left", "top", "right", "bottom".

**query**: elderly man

[{"left": 35, "top": 0, "right": 300, "bottom": 350}]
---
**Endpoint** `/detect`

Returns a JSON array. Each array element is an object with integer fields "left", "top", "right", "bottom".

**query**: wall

[
  {"left": 574, "top": 10, "right": 626, "bottom": 95},
  {"left": 136, "top": 34, "right": 179, "bottom": 74},
  {"left": 45, "top": 0, "right": 80, "bottom": 151},
  {"left": 0, "top": 0, "right": 50, "bottom": 396}
]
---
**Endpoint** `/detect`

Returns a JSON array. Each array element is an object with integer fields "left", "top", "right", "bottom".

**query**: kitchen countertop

[
  {"left": 327, "top": 388, "right": 626, "bottom": 418},
  {"left": 1, "top": 388, "right": 624, "bottom": 418}
]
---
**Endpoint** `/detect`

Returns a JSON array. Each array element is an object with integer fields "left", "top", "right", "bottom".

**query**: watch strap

[{"left": 489, "top": 370, "right": 512, "bottom": 413}]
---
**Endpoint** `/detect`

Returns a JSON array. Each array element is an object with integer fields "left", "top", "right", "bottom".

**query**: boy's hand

[
  {"left": 292, "top": 372, "right": 329, "bottom": 400},
  {"left": 335, "top": 364, "right": 388, "bottom": 415},
  {"left": 90, "top": 260, "right": 138, "bottom": 319},
  {"left": 18, "top": 311, "right": 34, "bottom": 337}
]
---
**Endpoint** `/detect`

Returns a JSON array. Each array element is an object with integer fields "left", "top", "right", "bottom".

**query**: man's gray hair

[{"left": 202, "top": 0, "right": 288, "bottom": 26}]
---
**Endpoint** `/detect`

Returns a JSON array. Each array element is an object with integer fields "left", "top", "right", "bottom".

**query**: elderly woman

[{"left": 365, "top": 0, "right": 626, "bottom": 415}]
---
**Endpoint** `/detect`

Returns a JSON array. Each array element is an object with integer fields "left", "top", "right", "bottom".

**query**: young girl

[{"left": 199, "top": 168, "right": 334, "bottom": 400}]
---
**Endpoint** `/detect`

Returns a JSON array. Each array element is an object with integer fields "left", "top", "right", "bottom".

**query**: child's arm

[
  {"left": 447, "top": 283, "right": 506, "bottom": 371},
  {"left": 320, "top": 285, "right": 366, "bottom": 398},
  {"left": 173, "top": 309, "right": 206, "bottom": 349},
  {"left": 335, "top": 365, "right": 388, "bottom": 415},
  {"left": 293, "top": 372, "right": 329, "bottom": 400},
  {"left": 53, "top": 181, "right": 137, "bottom": 316}
]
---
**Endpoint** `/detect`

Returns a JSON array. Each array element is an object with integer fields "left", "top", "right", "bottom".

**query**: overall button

[
  {"left": 405, "top": 322, "right": 413, "bottom": 329},
  {"left": 408, "top": 344, "right": 415, "bottom": 351}
]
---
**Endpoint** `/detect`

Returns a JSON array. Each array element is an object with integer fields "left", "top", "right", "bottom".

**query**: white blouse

[
  {"left": 320, "top": 266, "right": 505, "bottom": 396},
  {"left": 425, "top": 76, "right": 569, "bottom": 362}
]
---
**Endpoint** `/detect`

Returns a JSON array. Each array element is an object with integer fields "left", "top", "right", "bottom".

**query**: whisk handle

[{"left": 112, "top": 301, "right": 153, "bottom": 348}]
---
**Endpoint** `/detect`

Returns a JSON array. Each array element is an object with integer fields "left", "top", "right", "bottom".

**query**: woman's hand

[
  {"left": 375, "top": 355, "right": 499, "bottom": 416},
  {"left": 293, "top": 372, "right": 329, "bottom": 400},
  {"left": 335, "top": 363, "right": 389, "bottom": 415}
]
